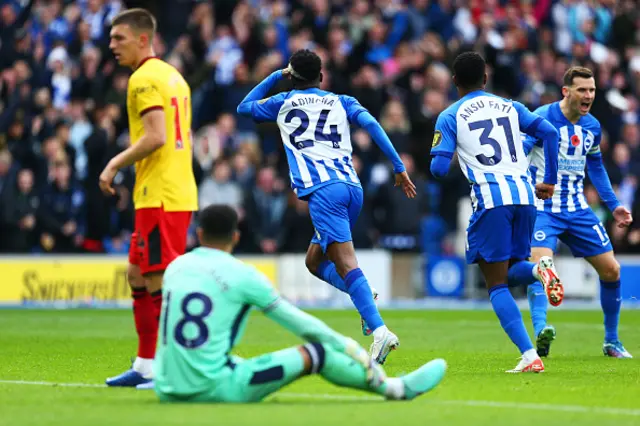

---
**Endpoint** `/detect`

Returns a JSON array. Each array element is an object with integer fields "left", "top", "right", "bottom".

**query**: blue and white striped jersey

[
  {"left": 251, "top": 88, "right": 364, "bottom": 198},
  {"left": 524, "top": 102, "right": 601, "bottom": 213},
  {"left": 432, "top": 91, "right": 541, "bottom": 212}
]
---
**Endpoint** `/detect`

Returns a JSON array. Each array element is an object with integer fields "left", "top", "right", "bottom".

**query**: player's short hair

[
  {"left": 563, "top": 66, "right": 594, "bottom": 87},
  {"left": 111, "top": 8, "right": 156, "bottom": 35},
  {"left": 198, "top": 204, "right": 239, "bottom": 243},
  {"left": 452, "top": 51, "right": 486, "bottom": 90},
  {"left": 289, "top": 49, "right": 322, "bottom": 83}
]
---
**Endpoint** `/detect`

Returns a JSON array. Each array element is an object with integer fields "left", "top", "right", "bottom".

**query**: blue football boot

[{"left": 106, "top": 368, "right": 152, "bottom": 387}]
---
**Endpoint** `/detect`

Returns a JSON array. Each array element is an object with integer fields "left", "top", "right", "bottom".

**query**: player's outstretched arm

[
  {"left": 355, "top": 111, "right": 404, "bottom": 173},
  {"left": 236, "top": 69, "right": 287, "bottom": 121},
  {"left": 99, "top": 109, "right": 165, "bottom": 196},
  {"left": 241, "top": 267, "right": 373, "bottom": 371},
  {"left": 586, "top": 152, "right": 620, "bottom": 212},
  {"left": 586, "top": 152, "right": 632, "bottom": 227},
  {"left": 353, "top": 109, "right": 416, "bottom": 198},
  {"left": 264, "top": 299, "right": 374, "bottom": 370}
]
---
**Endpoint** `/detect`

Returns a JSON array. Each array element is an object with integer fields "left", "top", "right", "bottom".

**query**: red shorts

[{"left": 129, "top": 207, "right": 192, "bottom": 275}]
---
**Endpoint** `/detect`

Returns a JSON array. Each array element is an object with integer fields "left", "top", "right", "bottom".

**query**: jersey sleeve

[
  {"left": 251, "top": 93, "right": 287, "bottom": 122},
  {"left": 431, "top": 112, "right": 457, "bottom": 157},
  {"left": 240, "top": 266, "right": 281, "bottom": 311},
  {"left": 521, "top": 134, "right": 541, "bottom": 156},
  {"left": 130, "top": 73, "right": 164, "bottom": 117},
  {"left": 587, "top": 124, "right": 602, "bottom": 155},
  {"left": 338, "top": 95, "right": 368, "bottom": 124},
  {"left": 513, "top": 101, "right": 544, "bottom": 135}
]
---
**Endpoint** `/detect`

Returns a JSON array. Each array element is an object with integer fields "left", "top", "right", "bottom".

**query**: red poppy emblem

[{"left": 570, "top": 135, "right": 580, "bottom": 147}]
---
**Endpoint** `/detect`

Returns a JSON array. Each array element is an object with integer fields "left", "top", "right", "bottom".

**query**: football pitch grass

[{"left": 1, "top": 309, "right": 639, "bottom": 426}]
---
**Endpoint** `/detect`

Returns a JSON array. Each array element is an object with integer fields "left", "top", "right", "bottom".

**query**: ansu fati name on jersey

[
  {"left": 457, "top": 99, "right": 515, "bottom": 123},
  {"left": 433, "top": 92, "right": 537, "bottom": 213}
]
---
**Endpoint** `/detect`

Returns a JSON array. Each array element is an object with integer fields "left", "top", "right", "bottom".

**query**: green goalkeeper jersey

[{"left": 153, "top": 247, "right": 280, "bottom": 396}]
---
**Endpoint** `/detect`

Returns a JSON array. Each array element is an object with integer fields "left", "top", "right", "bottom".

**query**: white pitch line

[
  {"left": 1, "top": 380, "right": 639, "bottom": 417},
  {"left": 0, "top": 380, "right": 105, "bottom": 388}
]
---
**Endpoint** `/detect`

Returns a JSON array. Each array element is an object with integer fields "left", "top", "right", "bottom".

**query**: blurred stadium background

[{"left": 1, "top": 0, "right": 640, "bottom": 309}]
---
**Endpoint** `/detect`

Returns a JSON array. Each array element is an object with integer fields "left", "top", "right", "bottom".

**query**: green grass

[{"left": 1, "top": 309, "right": 639, "bottom": 426}]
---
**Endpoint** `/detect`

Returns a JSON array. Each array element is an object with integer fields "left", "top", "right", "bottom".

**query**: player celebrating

[
  {"left": 148, "top": 204, "right": 446, "bottom": 400},
  {"left": 236, "top": 50, "right": 416, "bottom": 364},
  {"left": 99, "top": 8, "right": 198, "bottom": 386},
  {"left": 521, "top": 67, "right": 633, "bottom": 358},
  {"left": 430, "top": 52, "right": 560, "bottom": 373}
]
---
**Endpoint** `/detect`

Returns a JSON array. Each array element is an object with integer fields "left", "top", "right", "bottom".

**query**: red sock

[
  {"left": 150, "top": 289, "right": 163, "bottom": 331},
  {"left": 132, "top": 287, "right": 157, "bottom": 359}
]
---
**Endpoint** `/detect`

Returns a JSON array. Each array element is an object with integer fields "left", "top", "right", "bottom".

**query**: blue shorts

[
  {"left": 466, "top": 205, "right": 536, "bottom": 264},
  {"left": 308, "top": 183, "right": 363, "bottom": 253},
  {"left": 532, "top": 209, "right": 612, "bottom": 258}
]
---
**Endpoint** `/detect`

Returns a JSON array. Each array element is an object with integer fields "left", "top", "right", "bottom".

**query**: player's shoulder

[
  {"left": 436, "top": 97, "right": 466, "bottom": 125},
  {"left": 583, "top": 113, "right": 602, "bottom": 132},
  {"left": 529, "top": 102, "right": 558, "bottom": 119},
  {"left": 131, "top": 57, "right": 187, "bottom": 87}
]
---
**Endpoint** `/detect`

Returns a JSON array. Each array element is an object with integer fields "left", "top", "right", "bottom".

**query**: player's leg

[
  {"left": 563, "top": 209, "right": 631, "bottom": 358},
  {"left": 305, "top": 242, "right": 347, "bottom": 292},
  {"left": 325, "top": 185, "right": 397, "bottom": 362},
  {"left": 106, "top": 227, "right": 156, "bottom": 386},
  {"left": 178, "top": 344, "right": 445, "bottom": 403},
  {"left": 510, "top": 207, "right": 559, "bottom": 357},
  {"left": 305, "top": 226, "right": 379, "bottom": 336},
  {"left": 528, "top": 214, "right": 566, "bottom": 307},
  {"left": 308, "top": 184, "right": 395, "bottom": 362},
  {"left": 469, "top": 206, "right": 542, "bottom": 373},
  {"left": 585, "top": 251, "right": 631, "bottom": 358}
]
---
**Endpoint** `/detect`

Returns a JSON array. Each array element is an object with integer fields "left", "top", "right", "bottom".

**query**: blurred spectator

[
  {"left": 198, "top": 159, "right": 243, "bottom": 216},
  {"left": 373, "top": 153, "right": 427, "bottom": 251},
  {"left": 281, "top": 195, "right": 316, "bottom": 253},
  {"left": 37, "top": 152, "right": 84, "bottom": 253},
  {"left": 243, "top": 166, "right": 287, "bottom": 253},
  {"left": 1, "top": 168, "right": 39, "bottom": 253}
]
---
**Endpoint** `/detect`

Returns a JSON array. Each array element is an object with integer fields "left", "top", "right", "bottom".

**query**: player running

[
  {"left": 99, "top": 8, "right": 198, "bottom": 386},
  {"left": 430, "top": 52, "right": 560, "bottom": 373},
  {"left": 144, "top": 204, "right": 446, "bottom": 400},
  {"left": 521, "top": 67, "right": 633, "bottom": 358},
  {"left": 237, "top": 49, "right": 416, "bottom": 364}
]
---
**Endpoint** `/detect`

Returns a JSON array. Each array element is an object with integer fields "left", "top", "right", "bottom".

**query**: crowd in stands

[{"left": 1, "top": 0, "right": 640, "bottom": 256}]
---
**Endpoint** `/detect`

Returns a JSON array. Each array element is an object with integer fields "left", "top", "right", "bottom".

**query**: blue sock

[
  {"left": 600, "top": 280, "right": 621, "bottom": 342},
  {"left": 489, "top": 284, "right": 534, "bottom": 353},
  {"left": 527, "top": 282, "right": 548, "bottom": 337},
  {"left": 344, "top": 268, "right": 384, "bottom": 332},
  {"left": 317, "top": 261, "right": 347, "bottom": 293},
  {"left": 507, "top": 261, "right": 537, "bottom": 287}
]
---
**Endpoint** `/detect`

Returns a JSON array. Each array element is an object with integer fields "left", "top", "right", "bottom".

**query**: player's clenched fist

[{"left": 535, "top": 183, "right": 555, "bottom": 200}]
